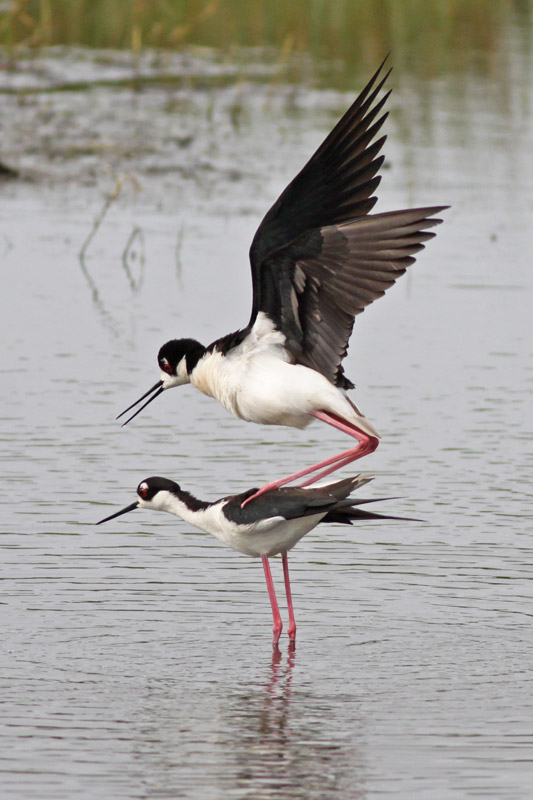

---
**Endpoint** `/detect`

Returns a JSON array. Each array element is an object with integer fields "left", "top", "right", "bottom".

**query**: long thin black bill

[
  {"left": 97, "top": 501, "right": 139, "bottom": 525},
  {"left": 116, "top": 382, "right": 164, "bottom": 427}
]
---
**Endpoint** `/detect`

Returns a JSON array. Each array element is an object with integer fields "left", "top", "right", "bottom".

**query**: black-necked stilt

[
  {"left": 97, "top": 474, "right": 412, "bottom": 647},
  {"left": 118, "top": 59, "right": 447, "bottom": 501}
]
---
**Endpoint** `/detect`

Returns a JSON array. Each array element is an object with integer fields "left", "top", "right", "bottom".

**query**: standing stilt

[
  {"left": 262, "top": 555, "right": 283, "bottom": 647},
  {"left": 282, "top": 553, "right": 296, "bottom": 641}
]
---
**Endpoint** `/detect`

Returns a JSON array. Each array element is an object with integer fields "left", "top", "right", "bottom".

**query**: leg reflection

[{"left": 261, "top": 644, "right": 296, "bottom": 737}]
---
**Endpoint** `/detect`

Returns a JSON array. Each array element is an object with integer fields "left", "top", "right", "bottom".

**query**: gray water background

[{"left": 1, "top": 18, "right": 533, "bottom": 800}]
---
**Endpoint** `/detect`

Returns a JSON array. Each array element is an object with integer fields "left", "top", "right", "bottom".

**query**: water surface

[{"left": 1, "top": 19, "right": 533, "bottom": 800}]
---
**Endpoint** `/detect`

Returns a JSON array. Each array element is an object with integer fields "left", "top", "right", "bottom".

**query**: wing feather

[
  {"left": 249, "top": 57, "right": 393, "bottom": 318},
  {"left": 248, "top": 59, "right": 448, "bottom": 388},
  {"left": 259, "top": 208, "right": 447, "bottom": 388}
]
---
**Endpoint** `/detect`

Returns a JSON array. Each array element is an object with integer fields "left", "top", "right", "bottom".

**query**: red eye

[
  {"left": 160, "top": 360, "right": 172, "bottom": 375},
  {"left": 139, "top": 485, "right": 148, "bottom": 498}
]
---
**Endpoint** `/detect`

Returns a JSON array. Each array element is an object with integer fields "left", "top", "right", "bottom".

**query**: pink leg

[
  {"left": 298, "top": 451, "right": 361, "bottom": 487},
  {"left": 262, "top": 555, "right": 283, "bottom": 648},
  {"left": 282, "top": 553, "right": 296, "bottom": 641},
  {"left": 243, "top": 410, "right": 378, "bottom": 505}
]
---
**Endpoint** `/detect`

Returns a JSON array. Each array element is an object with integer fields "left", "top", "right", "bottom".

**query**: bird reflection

[
  {"left": 259, "top": 643, "right": 296, "bottom": 740},
  {"left": 218, "top": 645, "right": 362, "bottom": 798},
  {"left": 129, "top": 644, "right": 364, "bottom": 798}
]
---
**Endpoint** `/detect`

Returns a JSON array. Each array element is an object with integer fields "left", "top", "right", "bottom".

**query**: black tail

[
  {"left": 324, "top": 502, "right": 421, "bottom": 524},
  {"left": 316, "top": 474, "right": 421, "bottom": 523}
]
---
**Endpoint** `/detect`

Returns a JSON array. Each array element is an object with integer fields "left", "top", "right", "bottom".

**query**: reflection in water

[
  {"left": 77, "top": 174, "right": 146, "bottom": 336},
  {"left": 124, "top": 645, "right": 366, "bottom": 799},
  {"left": 259, "top": 644, "right": 295, "bottom": 741},
  {"left": 218, "top": 646, "right": 364, "bottom": 799},
  {"left": 77, "top": 255, "right": 122, "bottom": 339},
  {"left": 76, "top": 175, "right": 146, "bottom": 336},
  {"left": 132, "top": 646, "right": 365, "bottom": 799},
  {"left": 122, "top": 225, "right": 145, "bottom": 291},
  {"left": 175, "top": 223, "right": 185, "bottom": 285},
  {"left": 78, "top": 175, "right": 140, "bottom": 262}
]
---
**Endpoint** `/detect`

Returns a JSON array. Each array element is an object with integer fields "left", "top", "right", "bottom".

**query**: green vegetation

[{"left": 1, "top": 0, "right": 531, "bottom": 83}]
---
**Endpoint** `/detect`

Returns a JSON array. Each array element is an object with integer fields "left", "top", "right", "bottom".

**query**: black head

[
  {"left": 97, "top": 476, "right": 182, "bottom": 525},
  {"left": 136, "top": 476, "right": 181, "bottom": 501},
  {"left": 158, "top": 338, "right": 205, "bottom": 378},
  {"left": 116, "top": 338, "right": 205, "bottom": 426}
]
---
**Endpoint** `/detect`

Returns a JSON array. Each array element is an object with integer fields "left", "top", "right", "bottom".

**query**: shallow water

[{"left": 1, "top": 28, "right": 533, "bottom": 800}]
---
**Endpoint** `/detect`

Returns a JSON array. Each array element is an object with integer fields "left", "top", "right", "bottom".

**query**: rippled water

[{"left": 1, "top": 34, "right": 533, "bottom": 800}]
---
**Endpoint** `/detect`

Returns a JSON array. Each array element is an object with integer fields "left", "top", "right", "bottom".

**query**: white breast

[
  {"left": 186, "top": 502, "right": 326, "bottom": 557},
  {"left": 190, "top": 312, "right": 378, "bottom": 434},
  {"left": 146, "top": 490, "right": 326, "bottom": 557}
]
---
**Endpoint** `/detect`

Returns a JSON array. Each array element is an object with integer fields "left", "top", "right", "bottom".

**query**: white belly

[
  {"left": 192, "top": 351, "right": 377, "bottom": 435},
  {"left": 186, "top": 503, "right": 326, "bottom": 557},
  {"left": 236, "top": 358, "right": 350, "bottom": 428},
  {"left": 190, "top": 315, "right": 378, "bottom": 436},
  {"left": 227, "top": 513, "right": 325, "bottom": 557}
]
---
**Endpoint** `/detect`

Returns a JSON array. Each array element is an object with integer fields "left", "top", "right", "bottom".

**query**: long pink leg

[
  {"left": 262, "top": 555, "right": 283, "bottom": 648},
  {"left": 298, "top": 451, "right": 362, "bottom": 487},
  {"left": 297, "top": 411, "right": 379, "bottom": 486},
  {"left": 243, "top": 411, "right": 378, "bottom": 506},
  {"left": 282, "top": 553, "right": 296, "bottom": 641}
]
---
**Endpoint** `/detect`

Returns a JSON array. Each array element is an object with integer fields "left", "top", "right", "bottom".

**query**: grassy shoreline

[{"left": 1, "top": 0, "right": 531, "bottom": 85}]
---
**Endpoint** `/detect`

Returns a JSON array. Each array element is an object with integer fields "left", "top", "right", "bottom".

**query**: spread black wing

[{"left": 248, "top": 57, "right": 448, "bottom": 389}]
